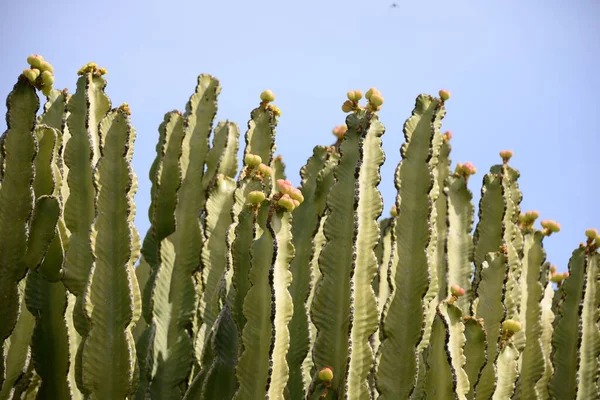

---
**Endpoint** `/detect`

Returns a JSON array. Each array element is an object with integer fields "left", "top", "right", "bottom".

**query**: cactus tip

[{"left": 118, "top": 103, "right": 132, "bottom": 115}]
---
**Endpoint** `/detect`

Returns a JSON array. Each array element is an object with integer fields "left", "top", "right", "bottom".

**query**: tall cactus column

[
  {"left": 309, "top": 89, "right": 385, "bottom": 399},
  {"left": 81, "top": 104, "right": 141, "bottom": 399},
  {"left": 376, "top": 93, "right": 443, "bottom": 399},
  {"left": 0, "top": 77, "right": 39, "bottom": 392}
]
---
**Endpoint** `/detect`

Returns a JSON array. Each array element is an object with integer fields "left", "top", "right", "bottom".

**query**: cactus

[{"left": 2, "top": 55, "right": 600, "bottom": 400}]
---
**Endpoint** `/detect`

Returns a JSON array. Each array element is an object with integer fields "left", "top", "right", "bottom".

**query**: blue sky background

[{"left": 1, "top": 0, "right": 598, "bottom": 272}]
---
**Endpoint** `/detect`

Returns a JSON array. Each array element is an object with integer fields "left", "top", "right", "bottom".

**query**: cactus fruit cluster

[{"left": 1, "top": 55, "right": 599, "bottom": 400}]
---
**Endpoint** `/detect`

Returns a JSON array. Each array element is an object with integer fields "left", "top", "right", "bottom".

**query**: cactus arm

[
  {"left": 202, "top": 121, "right": 239, "bottom": 189},
  {"left": 62, "top": 71, "right": 110, "bottom": 326},
  {"left": 20, "top": 196, "right": 60, "bottom": 278},
  {"left": 535, "top": 264, "right": 555, "bottom": 399},
  {"left": 308, "top": 111, "right": 384, "bottom": 399},
  {"left": 470, "top": 174, "right": 505, "bottom": 302},
  {"left": 434, "top": 138, "right": 452, "bottom": 301},
  {"left": 376, "top": 95, "right": 440, "bottom": 399},
  {"left": 424, "top": 302, "right": 469, "bottom": 399},
  {"left": 491, "top": 342, "right": 519, "bottom": 399},
  {"left": 0, "top": 281, "right": 35, "bottom": 399},
  {"left": 0, "top": 79, "right": 39, "bottom": 390},
  {"left": 133, "top": 259, "right": 151, "bottom": 341},
  {"left": 268, "top": 210, "right": 295, "bottom": 397},
  {"left": 445, "top": 175, "right": 475, "bottom": 311},
  {"left": 303, "top": 213, "right": 328, "bottom": 391},
  {"left": 374, "top": 218, "right": 395, "bottom": 341},
  {"left": 472, "top": 252, "right": 509, "bottom": 399},
  {"left": 234, "top": 208, "right": 294, "bottom": 399},
  {"left": 149, "top": 111, "right": 185, "bottom": 243},
  {"left": 496, "top": 165, "right": 523, "bottom": 324},
  {"left": 227, "top": 103, "right": 277, "bottom": 334},
  {"left": 515, "top": 231, "right": 546, "bottom": 399},
  {"left": 81, "top": 108, "right": 140, "bottom": 398},
  {"left": 184, "top": 305, "right": 238, "bottom": 400},
  {"left": 216, "top": 121, "right": 240, "bottom": 179},
  {"left": 142, "top": 76, "right": 220, "bottom": 398},
  {"left": 576, "top": 251, "right": 600, "bottom": 399},
  {"left": 463, "top": 317, "right": 487, "bottom": 400},
  {"left": 273, "top": 154, "right": 286, "bottom": 181},
  {"left": 24, "top": 271, "right": 71, "bottom": 399},
  {"left": 38, "top": 89, "right": 68, "bottom": 130},
  {"left": 286, "top": 146, "right": 338, "bottom": 399},
  {"left": 548, "top": 247, "right": 586, "bottom": 398},
  {"left": 195, "top": 175, "right": 236, "bottom": 365}
]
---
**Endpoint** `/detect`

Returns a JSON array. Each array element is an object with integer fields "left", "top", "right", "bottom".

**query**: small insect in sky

[{"left": 390, "top": 3, "right": 398, "bottom": 7}]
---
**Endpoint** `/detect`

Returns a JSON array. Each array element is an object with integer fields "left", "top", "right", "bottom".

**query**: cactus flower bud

[
  {"left": 257, "top": 163, "right": 273, "bottom": 176},
  {"left": 549, "top": 265, "right": 557, "bottom": 274},
  {"left": 390, "top": 205, "right": 398, "bottom": 217},
  {"left": 499, "top": 150, "right": 513, "bottom": 163},
  {"left": 541, "top": 219, "right": 561, "bottom": 234},
  {"left": 260, "top": 89, "right": 275, "bottom": 103},
  {"left": 289, "top": 188, "right": 304, "bottom": 203},
  {"left": 318, "top": 367, "right": 333, "bottom": 383},
  {"left": 342, "top": 100, "right": 354, "bottom": 113},
  {"left": 450, "top": 285, "right": 466, "bottom": 297},
  {"left": 442, "top": 131, "right": 452, "bottom": 142},
  {"left": 439, "top": 90, "right": 451, "bottom": 101},
  {"left": 244, "top": 153, "right": 262, "bottom": 168},
  {"left": 40, "top": 71, "right": 54, "bottom": 87},
  {"left": 22, "top": 69, "right": 39, "bottom": 83},
  {"left": 247, "top": 190, "right": 266, "bottom": 205},
  {"left": 277, "top": 179, "right": 293, "bottom": 195},
  {"left": 347, "top": 90, "right": 363, "bottom": 102},
  {"left": 502, "top": 319, "right": 522, "bottom": 334},
  {"left": 278, "top": 194, "right": 295, "bottom": 212},
  {"left": 332, "top": 125, "right": 348, "bottom": 139},
  {"left": 27, "top": 54, "right": 44, "bottom": 69},
  {"left": 369, "top": 94, "right": 384, "bottom": 107},
  {"left": 585, "top": 228, "right": 598, "bottom": 240},
  {"left": 525, "top": 211, "right": 540, "bottom": 222},
  {"left": 463, "top": 161, "right": 477, "bottom": 175},
  {"left": 38, "top": 60, "right": 54, "bottom": 73},
  {"left": 365, "top": 87, "right": 381, "bottom": 100},
  {"left": 550, "top": 272, "right": 569, "bottom": 283}
]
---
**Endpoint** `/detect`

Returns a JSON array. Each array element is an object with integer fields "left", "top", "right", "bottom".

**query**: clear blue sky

[{"left": 1, "top": 0, "right": 598, "bottom": 272}]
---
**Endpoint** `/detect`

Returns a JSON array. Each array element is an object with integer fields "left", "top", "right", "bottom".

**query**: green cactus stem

[
  {"left": 80, "top": 107, "right": 140, "bottom": 398},
  {"left": 0, "top": 79, "right": 39, "bottom": 390},
  {"left": 309, "top": 108, "right": 385, "bottom": 399},
  {"left": 376, "top": 94, "right": 440, "bottom": 399}
]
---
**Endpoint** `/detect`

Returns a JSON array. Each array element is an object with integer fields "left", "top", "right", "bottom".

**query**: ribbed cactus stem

[
  {"left": 286, "top": 146, "right": 339, "bottom": 399},
  {"left": 309, "top": 108, "right": 385, "bottom": 399},
  {"left": 0, "top": 79, "right": 39, "bottom": 390},
  {"left": 376, "top": 94, "right": 440, "bottom": 399},
  {"left": 81, "top": 107, "right": 140, "bottom": 398}
]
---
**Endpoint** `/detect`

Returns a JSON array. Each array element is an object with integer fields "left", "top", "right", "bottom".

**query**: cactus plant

[{"left": 1, "top": 55, "right": 599, "bottom": 400}]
